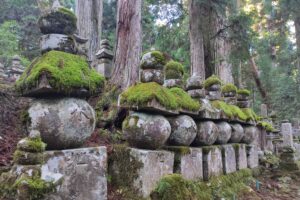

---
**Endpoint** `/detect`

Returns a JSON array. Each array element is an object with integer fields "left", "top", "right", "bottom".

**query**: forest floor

[{"left": 240, "top": 168, "right": 300, "bottom": 200}]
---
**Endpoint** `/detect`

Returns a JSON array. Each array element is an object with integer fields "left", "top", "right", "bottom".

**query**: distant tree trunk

[
  {"left": 189, "top": 0, "right": 205, "bottom": 81},
  {"left": 75, "top": 0, "right": 103, "bottom": 62},
  {"left": 110, "top": 0, "right": 142, "bottom": 90},
  {"left": 294, "top": 16, "right": 300, "bottom": 55}
]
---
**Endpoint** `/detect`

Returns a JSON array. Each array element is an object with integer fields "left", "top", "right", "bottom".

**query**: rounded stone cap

[
  {"left": 186, "top": 76, "right": 203, "bottom": 90},
  {"left": 140, "top": 51, "right": 167, "bottom": 70}
]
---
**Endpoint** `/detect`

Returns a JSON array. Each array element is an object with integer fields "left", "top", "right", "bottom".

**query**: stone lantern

[{"left": 95, "top": 39, "right": 114, "bottom": 79}]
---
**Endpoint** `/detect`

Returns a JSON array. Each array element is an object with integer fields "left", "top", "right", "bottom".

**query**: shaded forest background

[{"left": 1, "top": 0, "right": 300, "bottom": 121}]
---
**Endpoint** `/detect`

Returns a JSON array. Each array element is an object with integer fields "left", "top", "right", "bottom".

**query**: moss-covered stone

[
  {"left": 120, "top": 82, "right": 200, "bottom": 111},
  {"left": 13, "top": 150, "right": 44, "bottom": 165},
  {"left": 222, "top": 83, "right": 237, "bottom": 94},
  {"left": 151, "top": 169, "right": 253, "bottom": 200},
  {"left": 16, "top": 50, "right": 104, "bottom": 96},
  {"left": 237, "top": 89, "right": 251, "bottom": 96},
  {"left": 38, "top": 7, "right": 77, "bottom": 34},
  {"left": 165, "top": 61, "right": 184, "bottom": 79},
  {"left": 141, "top": 51, "right": 167, "bottom": 69},
  {"left": 17, "top": 137, "right": 46, "bottom": 153},
  {"left": 257, "top": 121, "right": 276, "bottom": 132},
  {"left": 204, "top": 75, "right": 222, "bottom": 89}
]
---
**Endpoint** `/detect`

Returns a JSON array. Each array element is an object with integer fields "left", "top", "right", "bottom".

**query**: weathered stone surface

[
  {"left": 221, "top": 145, "right": 237, "bottom": 174},
  {"left": 140, "top": 52, "right": 165, "bottom": 69},
  {"left": 42, "top": 147, "right": 107, "bottom": 200},
  {"left": 236, "top": 100, "right": 250, "bottom": 108},
  {"left": 187, "top": 89, "right": 205, "bottom": 99},
  {"left": 176, "top": 148, "right": 203, "bottom": 180},
  {"left": 186, "top": 75, "right": 203, "bottom": 90},
  {"left": 224, "top": 96, "right": 237, "bottom": 105},
  {"left": 216, "top": 122, "right": 232, "bottom": 144},
  {"left": 237, "top": 94, "right": 249, "bottom": 101},
  {"left": 14, "top": 151, "right": 44, "bottom": 165},
  {"left": 140, "top": 69, "right": 164, "bottom": 85},
  {"left": 193, "top": 121, "right": 219, "bottom": 146},
  {"left": 38, "top": 8, "right": 77, "bottom": 35},
  {"left": 281, "top": 122, "right": 294, "bottom": 147},
  {"left": 223, "top": 91, "right": 236, "bottom": 97},
  {"left": 198, "top": 99, "right": 221, "bottom": 119},
  {"left": 206, "top": 83, "right": 221, "bottom": 91},
  {"left": 235, "top": 144, "right": 248, "bottom": 170},
  {"left": 168, "top": 115, "right": 197, "bottom": 146},
  {"left": 246, "top": 145, "right": 259, "bottom": 169},
  {"left": 123, "top": 112, "right": 171, "bottom": 149},
  {"left": 242, "top": 126, "right": 259, "bottom": 144},
  {"left": 206, "top": 90, "right": 221, "bottom": 100},
  {"left": 40, "top": 34, "right": 75, "bottom": 54},
  {"left": 279, "top": 147, "right": 300, "bottom": 171},
  {"left": 163, "top": 79, "right": 183, "bottom": 88},
  {"left": 229, "top": 123, "right": 244, "bottom": 143},
  {"left": 203, "top": 146, "right": 223, "bottom": 181},
  {"left": 28, "top": 98, "right": 96, "bottom": 150}
]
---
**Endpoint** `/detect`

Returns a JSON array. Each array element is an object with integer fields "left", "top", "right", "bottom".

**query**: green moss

[
  {"left": 204, "top": 75, "right": 222, "bottom": 89},
  {"left": 164, "top": 146, "right": 191, "bottom": 155},
  {"left": 18, "top": 137, "right": 46, "bottom": 153},
  {"left": 150, "top": 51, "right": 166, "bottom": 65},
  {"left": 202, "top": 145, "right": 219, "bottom": 155},
  {"left": 241, "top": 108, "right": 259, "bottom": 121},
  {"left": 151, "top": 169, "right": 253, "bottom": 200},
  {"left": 141, "top": 51, "right": 167, "bottom": 69},
  {"left": 14, "top": 176, "right": 55, "bottom": 200},
  {"left": 165, "top": 61, "right": 184, "bottom": 79},
  {"left": 13, "top": 150, "right": 44, "bottom": 165},
  {"left": 16, "top": 50, "right": 104, "bottom": 95},
  {"left": 257, "top": 121, "right": 276, "bottom": 132},
  {"left": 221, "top": 83, "right": 237, "bottom": 93},
  {"left": 169, "top": 87, "right": 201, "bottom": 111},
  {"left": 237, "top": 89, "right": 251, "bottom": 96}
]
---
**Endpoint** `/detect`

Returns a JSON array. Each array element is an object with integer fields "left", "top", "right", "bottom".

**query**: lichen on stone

[
  {"left": 140, "top": 51, "right": 167, "bottom": 69},
  {"left": 164, "top": 61, "right": 184, "bottom": 79},
  {"left": 204, "top": 75, "right": 222, "bottom": 89},
  {"left": 15, "top": 50, "right": 104, "bottom": 95}
]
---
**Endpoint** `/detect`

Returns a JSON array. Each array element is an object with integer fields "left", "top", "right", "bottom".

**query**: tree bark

[
  {"left": 75, "top": 0, "right": 103, "bottom": 62},
  {"left": 189, "top": 0, "right": 205, "bottom": 81},
  {"left": 110, "top": 0, "right": 142, "bottom": 90},
  {"left": 294, "top": 16, "right": 300, "bottom": 55}
]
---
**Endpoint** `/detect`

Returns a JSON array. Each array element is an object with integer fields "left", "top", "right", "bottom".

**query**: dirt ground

[{"left": 240, "top": 169, "right": 300, "bottom": 200}]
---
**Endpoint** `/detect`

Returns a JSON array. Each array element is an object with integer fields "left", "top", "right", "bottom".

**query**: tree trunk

[
  {"left": 110, "top": 0, "right": 142, "bottom": 90},
  {"left": 189, "top": 0, "right": 205, "bottom": 81},
  {"left": 75, "top": 0, "right": 103, "bottom": 62},
  {"left": 249, "top": 57, "right": 269, "bottom": 105}
]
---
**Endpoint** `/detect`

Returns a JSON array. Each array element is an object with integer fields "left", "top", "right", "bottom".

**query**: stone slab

[
  {"left": 235, "top": 144, "right": 248, "bottom": 170},
  {"left": 42, "top": 147, "right": 107, "bottom": 200},
  {"left": 281, "top": 123, "right": 294, "bottom": 147},
  {"left": 221, "top": 145, "right": 237, "bottom": 174},
  {"left": 246, "top": 145, "right": 259, "bottom": 169},
  {"left": 175, "top": 148, "right": 203, "bottom": 180},
  {"left": 203, "top": 146, "right": 223, "bottom": 181}
]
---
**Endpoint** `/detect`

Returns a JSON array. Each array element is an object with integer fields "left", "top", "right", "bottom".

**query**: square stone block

[
  {"left": 221, "top": 145, "right": 237, "bottom": 174},
  {"left": 173, "top": 147, "right": 203, "bottom": 180},
  {"left": 111, "top": 147, "right": 174, "bottom": 198},
  {"left": 203, "top": 146, "right": 223, "bottom": 181},
  {"left": 246, "top": 145, "right": 259, "bottom": 169},
  {"left": 42, "top": 147, "right": 107, "bottom": 200},
  {"left": 235, "top": 144, "right": 248, "bottom": 170}
]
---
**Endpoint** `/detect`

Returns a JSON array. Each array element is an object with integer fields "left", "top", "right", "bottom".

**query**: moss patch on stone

[
  {"left": 17, "top": 137, "right": 46, "bottom": 153},
  {"left": 141, "top": 51, "right": 167, "bottom": 69},
  {"left": 237, "top": 89, "right": 251, "bottom": 96},
  {"left": 165, "top": 61, "right": 184, "bottom": 79},
  {"left": 169, "top": 87, "right": 201, "bottom": 111},
  {"left": 151, "top": 169, "right": 253, "bottom": 200},
  {"left": 120, "top": 82, "right": 201, "bottom": 111},
  {"left": 241, "top": 108, "right": 258, "bottom": 121},
  {"left": 222, "top": 83, "right": 237, "bottom": 93},
  {"left": 16, "top": 50, "right": 104, "bottom": 95},
  {"left": 204, "top": 75, "right": 222, "bottom": 89},
  {"left": 257, "top": 121, "right": 276, "bottom": 132}
]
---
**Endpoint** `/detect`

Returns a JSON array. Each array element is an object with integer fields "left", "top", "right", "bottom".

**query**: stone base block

[
  {"left": 40, "top": 34, "right": 75, "bottom": 54},
  {"left": 42, "top": 147, "right": 107, "bottom": 200},
  {"left": 203, "top": 146, "right": 223, "bottom": 181},
  {"left": 206, "top": 90, "right": 221, "bottom": 100},
  {"left": 246, "top": 145, "right": 259, "bottom": 169},
  {"left": 111, "top": 147, "right": 174, "bottom": 198},
  {"left": 187, "top": 89, "right": 205, "bottom": 98},
  {"left": 140, "top": 69, "right": 164, "bottom": 85},
  {"left": 171, "top": 147, "right": 203, "bottom": 180},
  {"left": 235, "top": 144, "right": 248, "bottom": 170},
  {"left": 221, "top": 145, "right": 237, "bottom": 174}
]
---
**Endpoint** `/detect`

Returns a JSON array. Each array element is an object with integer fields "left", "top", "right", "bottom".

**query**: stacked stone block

[
  {"left": 163, "top": 61, "right": 184, "bottom": 88},
  {"left": 95, "top": 39, "right": 114, "bottom": 79},
  {"left": 186, "top": 76, "right": 205, "bottom": 101},
  {"left": 236, "top": 90, "right": 251, "bottom": 108}
]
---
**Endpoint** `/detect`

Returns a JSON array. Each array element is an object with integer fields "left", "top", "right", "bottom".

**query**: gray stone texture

[
  {"left": 223, "top": 96, "right": 237, "bottom": 105},
  {"left": 193, "top": 121, "right": 219, "bottom": 146},
  {"left": 236, "top": 100, "right": 250, "bottom": 108},
  {"left": 203, "top": 147, "right": 223, "bottom": 181},
  {"left": 40, "top": 34, "right": 75, "bottom": 54},
  {"left": 168, "top": 115, "right": 197, "bottom": 146},
  {"left": 216, "top": 122, "right": 232, "bottom": 144},
  {"left": 229, "top": 123, "right": 244, "bottom": 143},
  {"left": 206, "top": 90, "right": 222, "bottom": 100},
  {"left": 281, "top": 122, "right": 294, "bottom": 147},
  {"left": 221, "top": 145, "right": 237, "bottom": 174},
  {"left": 236, "top": 144, "right": 248, "bottom": 170},
  {"left": 186, "top": 75, "right": 203, "bottom": 90},
  {"left": 140, "top": 52, "right": 165, "bottom": 70},
  {"left": 123, "top": 112, "right": 171, "bottom": 150},
  {"left": 130, "top": 148, "right": 174, "bottom": 198},
  {"left": 163, "top": 79, "right": 183, "bottom": 88},
  {"left": 187, "top": 88, "right": 206, "bottom": 99},
  {"left": 28, "top": 98, "right": 96, "bottom": 150},
  {"left": 42, "top": 147, "right": 107, "bottom": 200},
  {"left": 242, "top": 126, "right": 259, "bottom": 144},
  {"left": 140, "top": 69, "right": 164, "bottom": 85},
  {"left": 176, "top": 148, "right": 203, "bottom": 180},
  {"left": 246, "top": 145, "right": 259, "bottom": 169}
]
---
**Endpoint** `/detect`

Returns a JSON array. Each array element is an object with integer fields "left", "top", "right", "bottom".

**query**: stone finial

[{"left": 96, "top": 39, "right": 113, "bottom": 59}]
